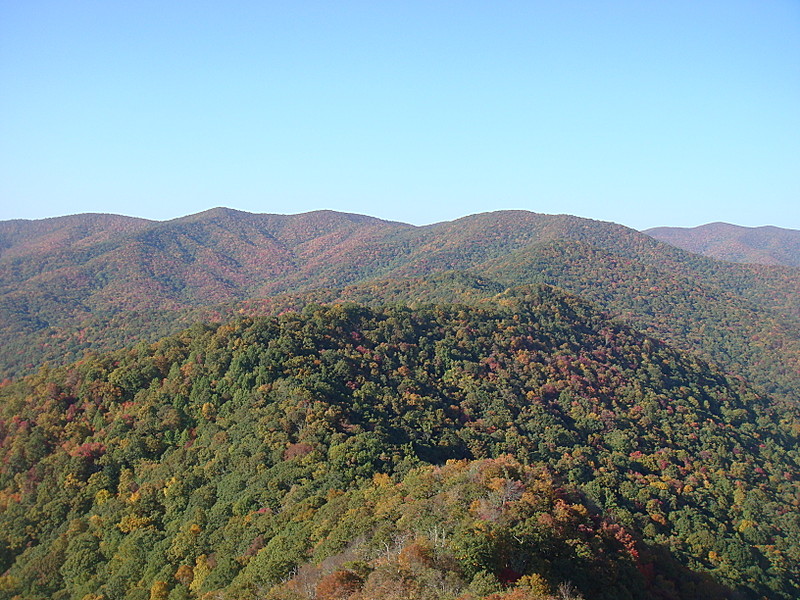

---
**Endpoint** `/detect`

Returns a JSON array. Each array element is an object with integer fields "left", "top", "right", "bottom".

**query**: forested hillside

[
  {"left": 1, "top": 209, "right": 798, "bottom": 411},
  {"left": 1, "top": 288, "right": 798, "bottom": 600},
  {"left": 479, "top": 240, "right": 800, "bottom": 407},
  {"left": 646, "top": 223, "right": 800, "bottom": 267}
]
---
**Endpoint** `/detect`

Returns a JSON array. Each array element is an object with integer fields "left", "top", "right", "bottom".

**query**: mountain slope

[
  {"left": 645, "top": 222, "right": 800, "bottom": 267},
  {"left": 1, "top": 209, "right": 798, "bottom": 409},
  {"left": 1, "top": 288, "right": 797, "bottom": 599},
  {"left": 479, "top": 239, "right": 800, "bottom": 407},
  {"left": 0, "top": 213, "right": 154, "bottom": 261}
]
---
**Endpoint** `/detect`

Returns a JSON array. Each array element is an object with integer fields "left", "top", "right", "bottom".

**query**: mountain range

[
  {"left": 645, "top": 222, "right": 800, "bottom": 267},
  {"left": 1, "top": 209, "right": 798, "bottom": 408},
  {"left": 2, "top": 208, "right": 800, "bottom": 599}
]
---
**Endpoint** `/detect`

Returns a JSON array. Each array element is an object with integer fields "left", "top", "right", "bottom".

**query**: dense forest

[
  {"left": 2, "top": 210, "right": 799, "bottom": 413},
  {"left": 1, "top": 287, "right": 798, "bottom": 599}
]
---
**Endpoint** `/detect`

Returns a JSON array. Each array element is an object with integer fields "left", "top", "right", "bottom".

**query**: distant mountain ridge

[
  {"left": 1, "top": 208, "right": 799, "bottom": 409},
  {"left": 0, "top": 213, "right": 153, "bottom": 260},
  {"left": 645, "top": 222, "right": 800, "bottom": 267}
]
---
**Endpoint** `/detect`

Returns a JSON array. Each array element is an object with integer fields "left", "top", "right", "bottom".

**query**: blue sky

[{"left": 1, "top": 1, "right": 798, "bottom": 230}]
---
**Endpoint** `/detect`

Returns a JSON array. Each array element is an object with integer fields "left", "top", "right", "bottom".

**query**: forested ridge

[
  {"left": 1, "top": 209, "right": 798, "bottom": 412},
  {"left": 1, "top": 287, "right": 798, "bottom": 600},
  {"left": 645, "top": 223, "right": 800, "bottom": 267}
]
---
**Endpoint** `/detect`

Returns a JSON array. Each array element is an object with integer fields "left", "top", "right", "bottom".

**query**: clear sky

[{"left": 1, "top": 1, "right": 798, "bottom": 230}]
